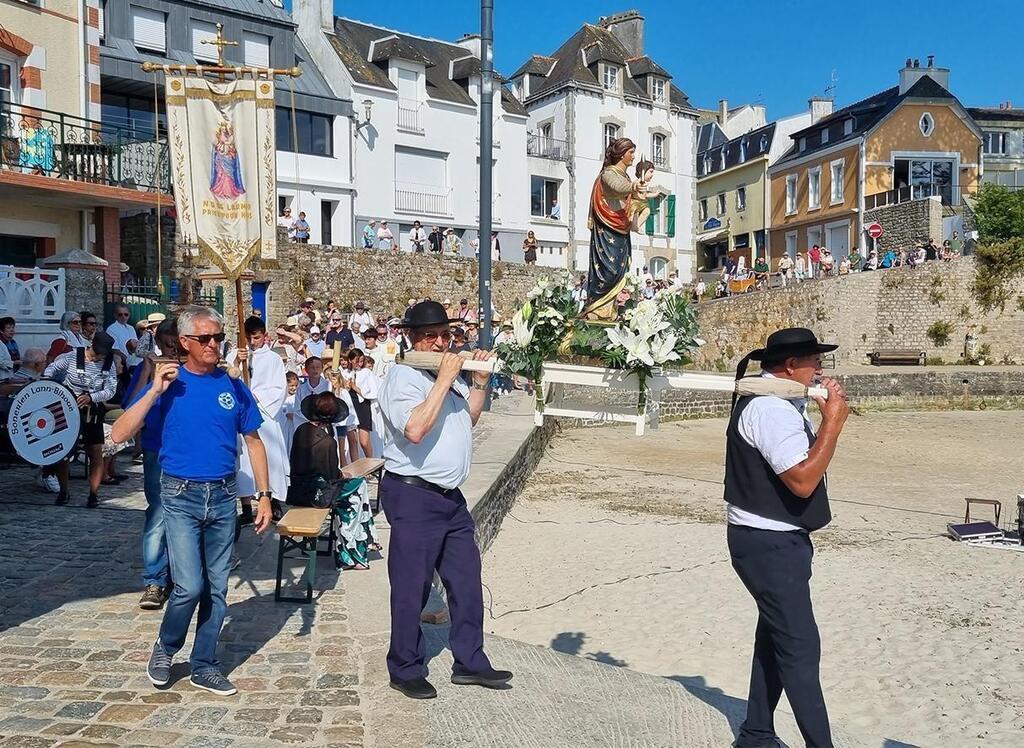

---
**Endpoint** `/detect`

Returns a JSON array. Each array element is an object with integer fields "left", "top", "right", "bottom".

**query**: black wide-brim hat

[
  {"left": 400, "top": 300, "right": 460, "bottom": 328},
  {"left": 299, "top": 393, "right": 349, "bottom": 424},
  {"left": 748, "top": 327, "right": 838, "bottom": 362}
]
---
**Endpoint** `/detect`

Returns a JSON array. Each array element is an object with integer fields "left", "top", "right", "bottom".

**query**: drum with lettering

[{"left": 6, "top": 380, "right": 81, "bottom": 466}]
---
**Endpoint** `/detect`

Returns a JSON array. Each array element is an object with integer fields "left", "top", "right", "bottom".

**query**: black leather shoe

[
  {"left": 389, "top": 677, "right": 437, "bottom": 699},
  {"left": 451, "top": 668, "right": 513, "bottom": 688}
]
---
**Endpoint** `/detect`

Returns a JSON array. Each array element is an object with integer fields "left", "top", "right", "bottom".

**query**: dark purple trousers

[{"left": 380, "top": 475, "right": 492, "bottom": 681}]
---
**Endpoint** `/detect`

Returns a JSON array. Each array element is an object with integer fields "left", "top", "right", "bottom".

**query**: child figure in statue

[
  {"left": 209, "top": 120, "right": 245, "bottom": 200},
  {"left": 628, "top": 159, "right": 670, "bottom": 233}
]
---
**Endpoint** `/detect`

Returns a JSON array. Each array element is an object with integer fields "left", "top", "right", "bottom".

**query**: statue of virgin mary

[{"left": 582, "top": 138, "right": 637, "bottom": 321}]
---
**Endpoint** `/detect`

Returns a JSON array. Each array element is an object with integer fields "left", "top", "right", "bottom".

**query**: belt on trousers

[
  {"left": 163, "top": 474, "right": 234, "bottom": 487},
  {"left": 384, "top": 471, "right": 458, "bottom": 499}
]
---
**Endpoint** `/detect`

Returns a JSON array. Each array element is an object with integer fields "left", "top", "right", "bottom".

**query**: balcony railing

[
  {"left": 0, "top": 102, "right": 170, "bottom": 193},
  {"left": 527, "top": 132, "right": 569, "bottom": 161},
  {"left": 397, "top": 98, "right": 424, "bottom": 134},
  {"left": 865, "top": 182, "right": 959, "bottom": 210},
  {"left": 652, "top": 153, "right": 668, "bottom": 169},
  {"left": 395, "top": 182, "right": 452, "bottom": 217}
]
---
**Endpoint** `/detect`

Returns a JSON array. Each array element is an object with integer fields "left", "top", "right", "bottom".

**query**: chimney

[
  {"left": 718, "top": 99, "right": 728, "bottom": 127},
  {"left": 598, "top": 10, "right": 645, "bottom": 57},
  {"left": 808, "top": 96, "right": 834, "bottom": 124},
  {"left": 899, "top": 55, "right": 950, "bottom": 95},
  {"left": 456, "top": 33, "right": 482, "bottom": 58}
]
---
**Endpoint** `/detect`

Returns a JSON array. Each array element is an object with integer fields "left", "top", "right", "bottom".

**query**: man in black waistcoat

[{"left": 725, "top": 328, "right": 849, "bottom": 748}]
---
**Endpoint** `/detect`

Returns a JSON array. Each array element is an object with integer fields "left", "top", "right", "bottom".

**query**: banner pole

[{"left": 235, "top": 276, "right": 249, "bottom": 385}]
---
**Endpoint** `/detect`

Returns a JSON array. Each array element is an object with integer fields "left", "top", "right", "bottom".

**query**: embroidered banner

[{"left": 165, "top": 75, "right": 277, "bottom": 278}]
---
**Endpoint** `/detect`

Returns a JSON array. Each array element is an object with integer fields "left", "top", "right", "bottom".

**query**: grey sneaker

[
  {"left": 147, "top": 641, "right": 171, "bottom": 686},
  {"left": 190, "top": 671, "right": 237, "bottom": 696}
]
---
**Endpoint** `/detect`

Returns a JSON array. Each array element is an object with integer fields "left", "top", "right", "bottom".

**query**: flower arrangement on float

[{"left": 494, "top": 272, "right": 703, "bottom": 416}]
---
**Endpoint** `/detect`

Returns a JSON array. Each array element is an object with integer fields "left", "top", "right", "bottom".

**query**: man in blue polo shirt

[{"left": 113, "top": 306, "right": 273, "bottom": 697}]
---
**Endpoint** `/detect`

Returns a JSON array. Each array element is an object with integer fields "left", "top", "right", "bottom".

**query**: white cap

[{"left": 309, "top": 325, "right": 321, "bottom": 334}]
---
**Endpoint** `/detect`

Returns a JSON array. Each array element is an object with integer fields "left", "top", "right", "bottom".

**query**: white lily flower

[
  {"left": 693, "top": 337, "right": 706, "bottom": 347},
  {"left": 607, "top": 326, "right": 654, "bottom": 367},
  {"left": 512, "top": 309, "right": 534, "bottom": 347},
  {"left": 650, "top": 334, "right": 681, "bottom": 364}
]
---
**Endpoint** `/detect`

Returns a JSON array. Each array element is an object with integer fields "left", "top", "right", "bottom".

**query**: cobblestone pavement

[{"left": 0, "top": 461, "right": 364, "bottom": 747}]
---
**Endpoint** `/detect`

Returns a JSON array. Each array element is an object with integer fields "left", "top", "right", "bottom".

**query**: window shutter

[
  {"left": 666, "top": 195, "right": 676, "bottom": 237},
  {"left": 243, "top": 32, "right": 271, "bottom": 67},
  {"left": 192, "top": 21, "right": 219, "bottom": 62},
  {"left": 132, "top": 7, "right": 166, "bottom": 53},
  {"left": 645, "top": 198, "right": 658, "bottom": 236}
]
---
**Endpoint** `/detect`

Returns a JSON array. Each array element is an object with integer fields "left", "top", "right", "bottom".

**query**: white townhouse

[
  {"left": 509, "top": 10, "right": 700, "bottom": 279},
  {"left": 99, "top": 0, "right": 356, "bottom": 249},
  {"left": 294, "top": 0, "right": 530, "bottom": 257}
]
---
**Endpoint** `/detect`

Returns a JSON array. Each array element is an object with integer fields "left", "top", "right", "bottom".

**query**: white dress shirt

[{"left": 106, "top": 320, "right": 141, "bottom": 367}]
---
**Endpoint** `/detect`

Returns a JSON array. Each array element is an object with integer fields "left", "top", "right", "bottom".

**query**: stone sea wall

[{"left": 693, "top": 256, "right": 1024, "bottom": 370}]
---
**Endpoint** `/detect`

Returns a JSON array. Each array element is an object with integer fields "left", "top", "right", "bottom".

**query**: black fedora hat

[
  {"left": 299, "top": 392, "right": 349, "bottom": 425},
  {"left": 748, "top": 328, "right": 838, "bottom": 362},
  {"left": 400, "top": 300, "right": 459, "bottom": 328}
]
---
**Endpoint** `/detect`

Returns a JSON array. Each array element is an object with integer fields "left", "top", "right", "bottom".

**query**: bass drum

[{"left": 6, "top": 380, "right": 81, "bottom": 466}]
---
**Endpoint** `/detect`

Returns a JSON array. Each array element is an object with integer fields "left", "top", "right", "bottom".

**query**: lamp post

[{"left": 478, "top": 0, "right": 494, "bottom": 351}]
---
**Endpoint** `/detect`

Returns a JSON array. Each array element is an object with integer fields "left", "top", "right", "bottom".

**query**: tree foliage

[{"left": 973, "top": 184, "right": 1024, "bottom": 242}]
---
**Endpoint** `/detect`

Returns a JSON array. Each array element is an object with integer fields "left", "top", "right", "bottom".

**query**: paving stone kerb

[{"left": 693, "top": 256, "right": 1024, "bottom": 371}]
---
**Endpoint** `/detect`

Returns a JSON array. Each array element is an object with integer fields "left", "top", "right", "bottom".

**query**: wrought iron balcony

[
  {"left": 397, "top": 98, "right": 424, "bottom": 134},
  {"left": 0, "top": 102, "right": 170, "bottom": 193},
  {"left": 527, "top": 132, "right": 568, "bottom": 161}
]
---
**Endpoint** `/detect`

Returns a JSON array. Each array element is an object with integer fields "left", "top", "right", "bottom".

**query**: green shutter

[
  {"left": 645, "top": 198, "right": 658, "bottom": 235},
  {"left": 665, "top": 194, "right": 676, "bottom": 237}
]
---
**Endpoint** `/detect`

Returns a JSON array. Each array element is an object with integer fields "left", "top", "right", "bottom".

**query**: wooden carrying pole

[{"left": 235, "top": 277, "right": 248, "bottom": 384}]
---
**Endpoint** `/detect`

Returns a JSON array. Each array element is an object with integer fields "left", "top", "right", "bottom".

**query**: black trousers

[{"left": 727, "top": 524, "right": 832, "bottom": 748}]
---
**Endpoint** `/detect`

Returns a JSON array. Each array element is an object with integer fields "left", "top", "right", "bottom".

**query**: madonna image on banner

[{"left": 165, "top": 75, "right": 277, "bottom": 279}]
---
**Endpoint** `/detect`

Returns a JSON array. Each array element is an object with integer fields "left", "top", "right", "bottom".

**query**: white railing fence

[
  {"left": 395, "top": 182, "right": 452, "bottom": 217},
  {"left": 397, "top": 99, "right": 424, "bottom": 134}
]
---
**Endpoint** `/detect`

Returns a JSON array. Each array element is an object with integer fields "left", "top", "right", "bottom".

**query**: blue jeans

[
  {"left": 142, "top": 450, "right": 169, "bottom": 587},
  {"left": 159, "top": 475, "right": 236, "bottom": 675}
]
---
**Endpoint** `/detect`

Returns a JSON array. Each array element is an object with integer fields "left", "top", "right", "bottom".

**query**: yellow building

[{"left": 768, "top": 58, "right": 982, "bottom": 260}]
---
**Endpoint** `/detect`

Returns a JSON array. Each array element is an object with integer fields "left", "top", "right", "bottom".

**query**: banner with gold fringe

[{"left": 165, "top": 75, "right": 277, "bottom": 279}]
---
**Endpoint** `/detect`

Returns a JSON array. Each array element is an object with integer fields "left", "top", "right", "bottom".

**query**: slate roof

[
  {"left": 774, "top": 74, "right": 964, "bottom": 168},
  {"left": 328, "top": 18, "right": 525, "bottom": 115},
  {"left": 513, "top": 23, "right": 694, "bottom": 111},
  {"left": 626, "top": 56, "right": 671, "bottom": 79},
  {"left": 511, "top": 55, "right": 556, "bottom": 78},
  {"left": 697, "top": 122, "right": 727, "bottom": 152},
  {"left": 199, "top": 0, "right": 292, "bottom": 25},
  {"left": 698, "top": 122, "right": 777, "bottom": 177},
  {"left": 968, "top": 107, "right": 1024, "bottom": 123}
]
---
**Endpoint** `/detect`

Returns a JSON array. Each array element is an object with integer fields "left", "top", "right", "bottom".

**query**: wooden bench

[
  {"left": 868, "top": 349, "right": 926, "bottom": 366},
  {"left": 275, "top": 507, "right": 330, "bottom": 603},
  {"left": 317, "top": 458, "right": 386, "bottom": 562}
]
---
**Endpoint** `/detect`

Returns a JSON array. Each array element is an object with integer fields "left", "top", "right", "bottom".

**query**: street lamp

[{"left": 355, "top": 99, "right": 373, "bottom": 131}]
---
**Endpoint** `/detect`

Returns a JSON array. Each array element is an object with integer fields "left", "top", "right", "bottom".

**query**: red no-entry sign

[{"left": 867, "top": 222, "right": 884, "bottom": 239}]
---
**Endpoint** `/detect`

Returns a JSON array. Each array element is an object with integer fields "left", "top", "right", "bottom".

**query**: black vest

[{"left": 724, "top": 395, "right": 831, "bottom": 531}]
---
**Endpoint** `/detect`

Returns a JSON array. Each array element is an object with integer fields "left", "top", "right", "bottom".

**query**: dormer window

[
  {"left": 843, "top": 118, "right": 854, "bottom": 136},
  {"left": 720, "top": 147, "right": 727, "bottom": 170},
  {"left": 650, "top": 77, "right": 666, "bottom": 104},
  {"left": 919, "top": 112, "right": 934, "bottom": 137},
  {"left": 702, "top": 154, "right": 712, "bottom": 174},
  {"left": 759, "top": 134, "right": 769, "bottom": 152},
  {"left": 739, "top": 137, "right": 748, "bottom": 162},
  {"left": 821, "top": 128, "right": 829, "bottom": 144},
  {"left": 602, "top": 64, "right": 619, "bottom": 93},
  {"left": 799, "top": 137, "right": 807, "bottom": 152}
]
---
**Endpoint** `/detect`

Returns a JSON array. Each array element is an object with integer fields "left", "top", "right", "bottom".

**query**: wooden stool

[{"left": 275, "top": 508, "right": 330, "bottom": 603}]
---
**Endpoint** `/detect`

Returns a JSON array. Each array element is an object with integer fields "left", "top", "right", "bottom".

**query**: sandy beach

[{"left": 482, "top": 411, "right": 1024, "bottom": 747}]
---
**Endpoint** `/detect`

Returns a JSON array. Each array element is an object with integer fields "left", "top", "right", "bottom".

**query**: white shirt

[
  {"left": 350, "top": 311, "right": 374, "bottom": 329},
  {"left": 106, "top": 320, "right": 141, "bottom": 367},
  {"left": 410, "top": 227, "right": 426, "bottom": 248},
  {"left": 378, "top": 364, "right": 473, "bottom": 489},
  {"left": 727, "top": 374, "right": 810, "bottom": 532}
]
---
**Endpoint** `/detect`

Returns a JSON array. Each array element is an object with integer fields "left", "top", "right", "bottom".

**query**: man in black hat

[
  {"left": 376, "top": 300, "right": 511, "bottom": 700},
  {"left": 725, "top": 327, "right": 849, "bottom": 748}
]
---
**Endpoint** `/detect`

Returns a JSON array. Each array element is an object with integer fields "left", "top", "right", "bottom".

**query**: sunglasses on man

[{"left": 183, "top": 332, "right": 227, "bottom": 346}]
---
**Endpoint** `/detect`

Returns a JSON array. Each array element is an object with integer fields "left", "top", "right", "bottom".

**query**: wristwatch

[{"left": 257, "top": 490, "right": 273, "bottom": 500}]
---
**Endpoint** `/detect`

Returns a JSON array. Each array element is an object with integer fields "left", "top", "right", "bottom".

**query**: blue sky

[{"left": 325, "top": 0, "right": 1022, "bottom": 115}]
